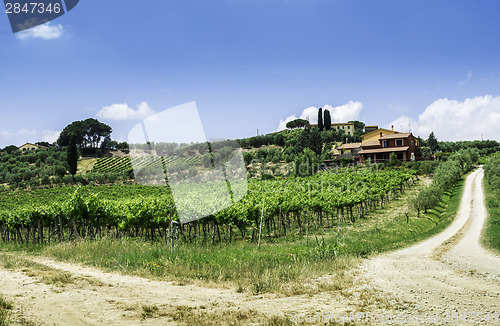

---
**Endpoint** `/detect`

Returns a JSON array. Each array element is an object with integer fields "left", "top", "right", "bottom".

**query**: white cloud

[
  {"left": 96, "top": 102, "right": 156, "bottom": 120},
  {"left": 0, "top": 129, "right": 60, "bottom": 147},
  {"left": 459, "top": 71, "right": 472, "bottom": 87},
  {"left": 42, "top": 130, "right": 61, "bottom": 143},
  {"left": 323, "top": 101, "right": 363, "bottom": 122},
  {"left": 385, "top": 115, "right": 416, "bottom": 133},
  {"left": 16, "top": 23, "right": 64, "bottom": 40},
  {"left": 277, "top": 101, "right": 363, "bottom": 131},
  {"left": 388, "top": 95, "right": 500, "bottom": 141},
  {"left": 277, "top": 114, "right": 300, "bottom": 131}
]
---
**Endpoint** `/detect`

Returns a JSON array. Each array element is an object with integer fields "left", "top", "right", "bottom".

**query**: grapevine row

[{"left": 0, "top": 167, "right": 414, "bottom": 244}]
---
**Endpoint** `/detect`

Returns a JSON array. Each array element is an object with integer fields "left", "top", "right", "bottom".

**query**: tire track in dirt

[
  {"left": 361, "top": 167, "right": 500, "bottom": 323},
  {"left": 1, "top": 254, "right": 358, "bottom": 325}
]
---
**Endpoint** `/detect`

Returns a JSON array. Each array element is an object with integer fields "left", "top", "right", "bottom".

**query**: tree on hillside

[
  {"left": 323, "top": 110, "right": 331, "bottom": 131},
  {"left": 35, "top": 141, "right": 51, "bottom": 148},
  {"left": 428, "top": 132, "right": 439, "bottom": 152},
  {"left": 58, "top": 118, "right": 112, "bottom": 149},
  {"left": 2, "top": 145, "right": 19, "bottom": 154},
  {"left": 348, "top": 120, "right": 365, "bottom": 132},
  {"left": 309, "top": 127, "right": 322, "bottom": 154},
  {"left": 67, "top": 134, "right": 78, "bottom": 179},
  {"left": 101, "top": 139, "right": 130, "bottom": 151},
  {"left": 317, "top": 108, "right": 324, "bottom": 131},
  {"left": 286, "top": 118, "right": 310, "bottom": 129},
  {"left": 295, "top": 127, "right": 322, "bottom": 155}
]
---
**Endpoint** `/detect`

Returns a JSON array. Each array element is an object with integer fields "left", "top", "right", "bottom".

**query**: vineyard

[
  {"left": 91, "top": 155, "right": 203, "bottom": 174},
  {"left": 0, "top": 166, "right": 415, "bottom": 245}
]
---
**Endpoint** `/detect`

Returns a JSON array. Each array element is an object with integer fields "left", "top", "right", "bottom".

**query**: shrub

[
  {"left": 63, "top": 175, "right": 74, "bottom": 184},
  {"left": 54, "top": 165, "right": 67, "bottom": 178},
  {"left": 41, "top": 175, "right": 51, "bottom": 186}
]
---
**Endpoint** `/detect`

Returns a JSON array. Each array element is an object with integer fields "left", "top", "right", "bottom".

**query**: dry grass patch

[{"left": 0, "top": 253, "right": 103, "bottom": 288}]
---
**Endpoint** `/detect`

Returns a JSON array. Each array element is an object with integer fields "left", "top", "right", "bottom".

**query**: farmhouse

[
  {"left": 358, "top": 132, "right": 418, "bottom": 163},
  {"left": 361, "top": 128, "right": 398, "bottom": 144},
  {"left": 18, "top": 143, "right": 49, "bottom": 153},
  {"left": 332, "top": 126, "right": 420, "bottom": 163},
  {"left": 310, "top": 122, "right": 354, "bottom": 136},
  {"left": 335, "top": 142, "right": 362, "bottom": 160}
]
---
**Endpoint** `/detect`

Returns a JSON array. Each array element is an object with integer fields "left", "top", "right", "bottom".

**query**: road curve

[{"left": 362, "top": 167, "right": 500, "bottom": 323}]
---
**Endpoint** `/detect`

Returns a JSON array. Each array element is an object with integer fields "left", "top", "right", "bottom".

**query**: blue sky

[{"left": 1, "top": 0, "right": 500, "bottom": 148}]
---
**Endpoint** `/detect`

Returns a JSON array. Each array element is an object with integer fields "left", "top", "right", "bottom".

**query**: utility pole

[{"left": 257, "top": 129, "right": 259, "bottom": 136}]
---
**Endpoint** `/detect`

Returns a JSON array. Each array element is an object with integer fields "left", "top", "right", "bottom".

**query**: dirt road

[
  {"left": 362, "top": 167, "right": 500, "bottom": 324},
  {"left": 1, "top": 255, "right": 361, "bottom": 325}
]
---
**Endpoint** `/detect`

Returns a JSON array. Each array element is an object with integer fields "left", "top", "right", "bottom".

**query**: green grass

[
  {"left": 483, "top": 180, "right": 500, "bottom": 252},
  {"left": 0, "top": 253, "right": 75, "bottom": 286},
  {"left": 0, "top": 252, "right": 105, "bottom": 289},
  {"left": 0, "top": 296, "right": 12, "bottom": 326}
]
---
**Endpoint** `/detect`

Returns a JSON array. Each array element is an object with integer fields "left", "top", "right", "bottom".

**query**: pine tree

[
  {"left": 317, "top": 108, "right": 323, "bottom": 131},
  {"left": 427, "top": 132, "right": 439, "bottom": 152},
  {"left": 323, "top": 109, "right": 331, "bottom": 131},
  {"left": 67, "top": 134, "right": 78, "bottom": 179}
]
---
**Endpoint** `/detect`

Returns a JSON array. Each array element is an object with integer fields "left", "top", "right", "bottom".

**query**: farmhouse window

[{"left": 396, "top": 139, "right": 403, "bottom": 146}]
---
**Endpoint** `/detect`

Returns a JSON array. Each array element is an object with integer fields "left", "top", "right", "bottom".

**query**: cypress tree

[
  {"left": 67, "top": 133, "right": 78, "bottom": 179},
  {"left": 317, "top": 108, "right": 323, "bottom": 131},
  {"left": 324, "top": 109, "right": 331, "bottom": 131}
]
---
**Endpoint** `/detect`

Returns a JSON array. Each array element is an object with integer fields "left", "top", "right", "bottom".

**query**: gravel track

[{"left": 362, "top": 167, "right": 500, "bottom": 324}]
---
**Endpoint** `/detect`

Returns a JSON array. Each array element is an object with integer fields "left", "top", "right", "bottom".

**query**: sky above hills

[{"left": 1, "top": 0, "right": 500, "bottom": 148}]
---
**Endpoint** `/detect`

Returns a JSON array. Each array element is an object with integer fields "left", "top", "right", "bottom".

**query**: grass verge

[
  {"left": 0, "top": 253, "right": 75, "bottom": 287},
  {"left": 0, "top": 253, "right": 103, "bottom": 288},
  {"left": 483, "top": 179, "right": 500, "bottom": 252},
  {"left": 0, "top": 296, "right": 12, "bottom": 326}
]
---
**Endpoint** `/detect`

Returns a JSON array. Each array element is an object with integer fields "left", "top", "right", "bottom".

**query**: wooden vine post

[{"left": 258, "top": 199, "right": 264, "bottom": 250}]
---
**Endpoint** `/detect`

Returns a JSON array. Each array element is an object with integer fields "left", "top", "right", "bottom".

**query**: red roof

[
  {"left": 379, "top": 133, "right": 412, "bottom": 140},
  {"left": 359, "top": 146, "right": 409, "bottom": 154},
  {"left": 341, "top": 142, "right": 362, "bottom": 149}
]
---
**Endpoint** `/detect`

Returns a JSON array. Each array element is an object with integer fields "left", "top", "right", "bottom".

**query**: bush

[
  {"left": 106, "top": 173, "right": 119, "bottom": 183},
  {"left": 41, "top": 175, "right": 51, "bottom": 186},
  {"left": 63, "top": 175, "right": 74, "bottom": 184},
  {"left": 5, "top": 173, "right": 21, "bottom": 185},
  {"left": 29, "top": 179, "right": 40, "bottom": 189},
  {"left": 54, "top": 165, "right": 67, "bottom": 178}
]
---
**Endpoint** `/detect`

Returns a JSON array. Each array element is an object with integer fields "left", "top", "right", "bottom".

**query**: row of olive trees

[
  {"left": 409, "top": 147, "right": 479, "bottom": 216},
  {"left": 0, "top": 148, "right": 69, "bottom": 189},
  {"left": 484, "top": 153, "right": 500, "bottom": 191}
]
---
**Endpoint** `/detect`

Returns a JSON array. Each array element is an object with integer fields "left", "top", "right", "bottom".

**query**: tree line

[{"left": 409, "top": 147, "right": 480, "bottom": 216}]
